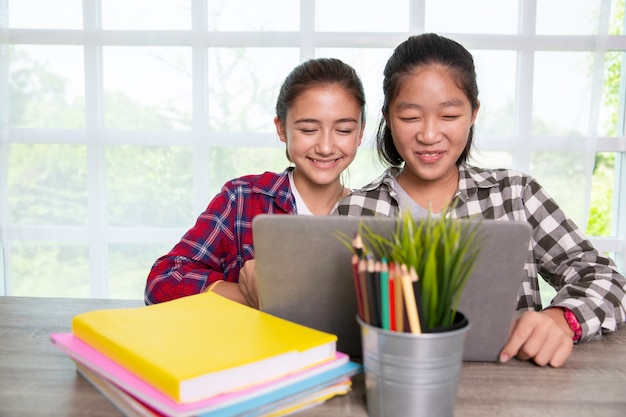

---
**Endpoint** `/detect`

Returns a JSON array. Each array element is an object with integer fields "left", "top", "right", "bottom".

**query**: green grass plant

[{"left": 339, "top": 209, "right": 484, "bottom": 329}]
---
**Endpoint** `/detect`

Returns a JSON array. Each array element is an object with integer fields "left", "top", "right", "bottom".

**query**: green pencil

[{"left": 380, "top": 257, "right": 390, "bottom": 330}]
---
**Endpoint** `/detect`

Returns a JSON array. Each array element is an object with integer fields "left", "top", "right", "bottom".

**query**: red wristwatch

[{"left": 559, "top": 307, "right": 582, "bottom": 341}]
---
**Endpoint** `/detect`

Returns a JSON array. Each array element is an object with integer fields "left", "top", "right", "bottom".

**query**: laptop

[{"left": 252, "top": 214, "right": 532, "bottom": 362}]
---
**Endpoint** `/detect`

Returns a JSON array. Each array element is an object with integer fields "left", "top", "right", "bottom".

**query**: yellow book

[{"left": 72, "top": 292, "right": 337, "bottom": 404}]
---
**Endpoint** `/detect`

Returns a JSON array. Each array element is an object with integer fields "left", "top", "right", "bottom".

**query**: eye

[
  {"left": 299, "top": 128, "right": 318, "bottom": 134},
  {"left": 442, "top": 114, "right": 461, "bottom": 120}
]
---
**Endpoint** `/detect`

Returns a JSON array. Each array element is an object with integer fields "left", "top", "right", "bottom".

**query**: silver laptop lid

[{"left": 253, "top": 214, "right": 531, "bottom": 361}]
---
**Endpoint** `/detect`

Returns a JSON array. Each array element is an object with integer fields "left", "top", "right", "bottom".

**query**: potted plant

[
  {"left": 355, "top": 208, "right": 484, "bottom": 330},
  {"left": 338, "top": 208, "right": 486, "bottom": 417}
]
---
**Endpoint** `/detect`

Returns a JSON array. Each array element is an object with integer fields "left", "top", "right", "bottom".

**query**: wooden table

[{"left": 1, "top": 296, "right": 625, "bottom": 417}]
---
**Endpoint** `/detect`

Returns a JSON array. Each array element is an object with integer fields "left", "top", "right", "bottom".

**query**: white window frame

[{"left": 0, "top": 0, "right": 625, "bottom": 297}]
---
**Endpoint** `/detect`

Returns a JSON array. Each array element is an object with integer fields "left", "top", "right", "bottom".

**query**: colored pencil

[
  {"left": 393, "top": 262, "right": 404, "bottom": 332},
  {"left": 409, "top": 265, "right": 425, "bottom": 332},
  {"left": 388, "top": 262, "right": 396, "bottom": 331},
  {"left": 351, "top": 234, "right": 365, "bottom": 320},
  {"left": 380, "top": 258, "right": 390, "bottom": 330},
  {"left": 366, "top": 256, "right": 381, "bottom": 327},
  {"left": 351, "top": 253, "right": 364, "bottom": 320},
  {"left": 358, "top": 257, "right": 370, "bottom": 324},
  {"left": 400, "top": 264, "right": 421, "bottom": 334}
]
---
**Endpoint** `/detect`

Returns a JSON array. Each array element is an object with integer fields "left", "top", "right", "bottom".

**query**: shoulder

[
  {"left": 225, "top": 168, "right": 291, "bottom": 196},
  {"left": 334, "top": 168, "right": 399, "bottom": 216},
  {"left": 460, "top": 164, "right": 534, "bottom": 190}
]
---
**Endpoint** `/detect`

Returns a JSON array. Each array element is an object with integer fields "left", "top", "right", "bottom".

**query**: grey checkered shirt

[{"left": 333, "top": 165, "right": 626, "bottom": 342}]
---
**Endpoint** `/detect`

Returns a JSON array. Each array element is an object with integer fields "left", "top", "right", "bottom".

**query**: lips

[
  {"left": 416, "top": 151, "right": 444, "bottom": 163},
  {"left": 309, "top": 157, "right": 342, "bottom": 168}
]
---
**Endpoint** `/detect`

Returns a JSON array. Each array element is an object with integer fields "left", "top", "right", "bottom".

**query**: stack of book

[{"left": 50, "top": 291, "right": 361, "bottom": 417}]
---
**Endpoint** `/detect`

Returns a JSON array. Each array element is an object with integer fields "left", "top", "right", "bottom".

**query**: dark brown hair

[{"left": 275, "top": 58, "right": 366, "bottom": 162}]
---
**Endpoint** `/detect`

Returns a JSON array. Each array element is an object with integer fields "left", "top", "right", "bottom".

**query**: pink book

[{"left": 50, "top": 333, "right": 360, "bottom": 417}]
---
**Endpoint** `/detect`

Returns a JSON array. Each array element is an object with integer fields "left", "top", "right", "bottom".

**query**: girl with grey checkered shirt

[{"left": 333, "top": 33, "right": 626, "bottom": 367}]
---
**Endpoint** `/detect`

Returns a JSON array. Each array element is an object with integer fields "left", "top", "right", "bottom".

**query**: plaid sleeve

[
  {"left": 144, "top": 183, "right": 250, "bottom": 305},
  {"left": 522, "top": 177, "right": 626, "bottom": 341},
  {"left": 334, "top": 189, "right": 397, "bottom": 217}
]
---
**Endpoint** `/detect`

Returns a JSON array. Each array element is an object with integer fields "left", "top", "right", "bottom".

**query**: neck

[
  {"left": 293, "top": 174, "right": 347, "bottom": 215},
  {"left": 396, "top": 167, "right": 459, "bottom": 214}
]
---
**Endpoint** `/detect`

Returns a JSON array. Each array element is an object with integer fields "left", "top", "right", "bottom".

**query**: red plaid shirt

[{"left": 145, "top": 168, "right": 295, "bottom": 305}]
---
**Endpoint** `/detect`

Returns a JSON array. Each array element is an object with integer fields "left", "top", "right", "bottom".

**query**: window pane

[
  {"left": 10, "top": 242, "right": 89, "bottom": 297},
  {"left": 103, "top": 47, "right": 192, "bottom": 130},
  {"left": 8, "top": 0, "right": 82, "bottom": 29},
  {"left": 470, "top": 151, "right": 514, "bottom": 170},
  {"left": 531, "top": 151, "right": 588, "bottom": 228},
  {"left": 208, "top": 147, "right": 287, "bottom": 198},
  {"left": 609, "top": 0, "right": 625, "bottom": 35},
  {"left": 8, "top": 144, "right": 87, "bottom": 226},
  {"left": 533, "top": 51, "right": 593, "bottom": 136},
  {"left": 599, "top": 51, "right": 623, "bottom": 137},
  {"left": 346, "top": 148, "right": 386, "bottom": 190},
  {"left": 473, "top": 50, "right": 517, "bottom": 136},
  {"left": 102, "top": 0, "right": 191, "bottom": 30},
  {"left": 315, "top": 0, "right": 409, "bottom": 32},
  {"left": 316, "top": 47, "right": 392, "bottom": 136},
  {"left": 106, "top": 145, "right": 193, "bottom": 228},
  {"left": 425, "top": 0, "right": 519, "bottom": 34},
  {"left": 208, "top": 48, "right": 299, "bottom": 133},
  {"left": 536, "top": 0, "right": 602, "bottom": 35},
  {"left": 587, "top": 152, "right": 616, "bottom": 236},
  {"left": 109, "top": 244, "right": 169, "bottom": 299},
  {"left": 208, "top": 0, "right": 299, "bottom": 31},
  {"left": 9, "top": 45, "right": 85, "bottom": 129}
]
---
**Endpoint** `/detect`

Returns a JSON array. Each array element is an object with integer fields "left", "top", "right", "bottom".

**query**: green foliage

[
  {"left": 587, "top": 153, "right": 615, "bottom": 236},
  {"left": 11, "top": 243, "right": 90, "bottom": 297},
  {"left": 8, "top": 144, "right": 88, "bottom": 225},
  {"left": 342, "top": 210, "right": 485, "bottom": 329},
  {"left": 106, "top": 145, "right": 194, "bottom": 228},
  {"left": 9, "top": 47, "right": 85, "bottom": 129}
]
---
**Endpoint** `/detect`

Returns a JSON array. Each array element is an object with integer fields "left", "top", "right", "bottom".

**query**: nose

[
  {"left": 315, "top": 130, "right": 334, "bottom": 155},
  {"left": 417, "top": 117, "right": 440, "bottom": 144}
]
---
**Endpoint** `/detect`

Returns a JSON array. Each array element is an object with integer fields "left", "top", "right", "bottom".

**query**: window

[{"left": 1, "top": 0, "right": 625, "bottom": 299}]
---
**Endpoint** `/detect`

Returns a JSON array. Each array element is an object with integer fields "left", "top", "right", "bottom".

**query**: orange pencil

[
  {"left": 409, "top": 265, "right": 425, "bottom": 332},
  {"left": 393, "top": 261, "right": 404, "bottom": 332},
  {"left": 400, "top": 264, "right": 421, "bottom": 334}
]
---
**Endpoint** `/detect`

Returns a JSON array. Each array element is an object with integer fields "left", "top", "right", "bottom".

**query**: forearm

[
  {"left": 145, "top": 257, "right": 225, "bottom": 305},
  {"left": 205, "top": 281, "right": 248, "bottom": 306},
  {"left": 547, "top": 262, "right": 626, "bottom": 341}
]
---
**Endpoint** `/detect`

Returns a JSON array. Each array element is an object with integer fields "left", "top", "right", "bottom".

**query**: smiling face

[
  {"left": 275, "top": 84, "right": 364, "bottom": 190},
  {"left": 387, "top": 65, "right": 479, "bottom": 189}
]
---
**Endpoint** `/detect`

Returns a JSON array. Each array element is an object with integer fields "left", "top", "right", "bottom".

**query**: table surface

[{"left": 1, "top": 296, "right": 626, "bottom": 417}]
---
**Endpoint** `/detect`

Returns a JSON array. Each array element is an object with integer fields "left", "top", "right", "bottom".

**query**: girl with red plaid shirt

[{"left": 145, "top": 58, "right": 366, "bottom": 308}]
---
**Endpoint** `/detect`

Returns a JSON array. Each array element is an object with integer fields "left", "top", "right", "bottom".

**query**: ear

[
  {"left": 274, "top": 117, "right": 287, "bottom": 143},
  {"left": 470, "top": 100, "right": 480, "bottom": 126},
  {"left": 357, "top": 120, "right": 366, "bottom": 147}
]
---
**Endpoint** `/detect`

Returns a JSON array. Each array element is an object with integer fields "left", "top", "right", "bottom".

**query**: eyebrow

[
  {"left": 294, "top": 118, "right": 359, "bottom": 124},
  {"left": 396, "top": 99, "right": 465, "bottom": 110}
]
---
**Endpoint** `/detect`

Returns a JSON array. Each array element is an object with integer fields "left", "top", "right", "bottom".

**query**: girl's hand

[
  {"left": 499, "top": 310, "right": 574, "bottom": 367},
  {"left": 238, "top": 259, "right": 259, "bottom": 309}
]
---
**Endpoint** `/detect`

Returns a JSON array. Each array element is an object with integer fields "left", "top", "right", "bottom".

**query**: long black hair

[{"left": 377, "top": 33, "right": 479, "bottom": 167}]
